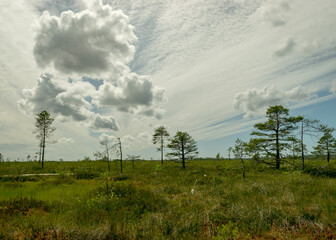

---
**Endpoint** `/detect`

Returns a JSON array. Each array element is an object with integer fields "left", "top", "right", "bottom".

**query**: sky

[{"left": 0, "top": 0, "right": 336, "bottom": 161}]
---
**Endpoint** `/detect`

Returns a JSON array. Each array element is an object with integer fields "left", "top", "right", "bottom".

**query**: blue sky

[{"left": 0, "top": 0, "right": 335, "bottom": 161}]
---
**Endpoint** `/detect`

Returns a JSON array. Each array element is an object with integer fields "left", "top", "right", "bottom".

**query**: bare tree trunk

[
  {"left": 181, "top": 138, "right": 185, "bottom": 169},
  {"left": 39, "top": 142, "right": 42, "bottom": 164},
  {"left": 275, "top": 114, "right": 280, "bottom": 169},
  {"left": 327, "top": 150, "right": 330, "bottom": 163},
  {"left": 240, "top": 158, "right": 246, "bottom": 179},
  {"left": 301, "top": 122, "right": 305, "bottom": 170},
  {"left": 118, "top": 138, "right": 123, "bottom": 173},
  {"left": 275, "top": 138, "right": 280, "bottom": 169},
  {"left": 41, "top": 128, "right": 46, "bottom": 168},
  {"left": 106, "top": 145, "right": 110, "bottom": 172},
  {"left": 292, "top": 140, "right": 295, "bottom": 165},
  {"left": 161, "top": 138, "right": 164, "bottom": 165}
]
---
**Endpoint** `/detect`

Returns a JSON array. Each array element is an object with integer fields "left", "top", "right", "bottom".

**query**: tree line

[
  {"left": 6, "top": 105, "right": 333, "bottom": 171},
  {"left": 229, "top": 105, "right": 336, "bottom": 174},
  {"left": 152, "top": 105, "right": 335, "bottom": 172}
]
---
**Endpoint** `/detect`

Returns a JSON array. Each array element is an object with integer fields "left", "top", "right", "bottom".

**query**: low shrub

[
  {"left": 304, "top": 165, "right": 336, "bottom": 178},
  {"left": 75, "top": 170, "right": 100, "bottom": 179},
  {"left": 0, "top": 197, "right": 50, "bottom": 216}
]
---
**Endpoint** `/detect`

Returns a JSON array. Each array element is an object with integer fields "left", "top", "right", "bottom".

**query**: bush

[
  {"left": 0, "top": 197, "right": 50, "bottom": 216},
  {"left": 304, "top": 165, "right": 336, "bottom": 178},
  {"left": 75, "top": 170, "right": 100, "bottom": 179}
]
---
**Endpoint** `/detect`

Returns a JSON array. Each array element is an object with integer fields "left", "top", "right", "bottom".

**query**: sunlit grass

[{"left": 0, "top": 159, "right": 335, "bottom": 239}]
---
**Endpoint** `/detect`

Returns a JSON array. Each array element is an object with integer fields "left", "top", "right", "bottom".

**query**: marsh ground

[{"left": 0, "top": 159, "right": 335, "bottom": 239}]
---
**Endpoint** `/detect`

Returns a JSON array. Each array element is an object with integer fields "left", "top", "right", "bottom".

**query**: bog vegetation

[
  {"left": 0, "top": 160, "right": 336, "bottom": 239},
  {"left": 0, "top": 105, "right": 335, "bottom": 239}
]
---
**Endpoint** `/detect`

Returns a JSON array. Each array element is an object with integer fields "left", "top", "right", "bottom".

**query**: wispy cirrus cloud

[{"left": 331, "top": 80, "right": 336, "bottom": 94}]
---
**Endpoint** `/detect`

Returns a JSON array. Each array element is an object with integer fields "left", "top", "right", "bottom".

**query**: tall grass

[{"left": 0, "top": 159, "right": 335, "bottom": 239}]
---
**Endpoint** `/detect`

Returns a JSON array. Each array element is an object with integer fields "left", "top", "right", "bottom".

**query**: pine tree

[
  {"left": 167, "top": 131, "right": 198, "bottom": 169},
  {"left": 313, "top": 126, "right": 336, "bottom": 162},
  {"left": 35, "top": 110, "right": 55, "bottom": 168},
  {"left": 250, "top": 105, "right": 301, "bottom": 169},
  {"left": 153, "top": 126, "right": 170, "bottom": 165}
]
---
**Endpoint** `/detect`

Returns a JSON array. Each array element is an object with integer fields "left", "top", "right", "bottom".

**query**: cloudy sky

[{"left": 1, "top": 0, "right": 336, "bottom": 161}]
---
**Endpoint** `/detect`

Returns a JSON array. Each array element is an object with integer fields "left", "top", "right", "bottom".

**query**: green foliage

[
  {"left": 82, "top": 156, "right": 91, "bottom": 161},
  {"left": 113, "top": 174, "right": 129, "bottom": 181},
  {"left": 0, "top": 160, "right": 336, "bottom": 239},
  {"left": 93, "top": 151, "right": 104, "bottom": 160},
  {"left": 250, "top": 105, "right": 301, "bottom": 169},
  {"left": 153, "top": 126, "right": 170, "bottom": 164},
  {"left": 212, "top": 221, "right": 250, "bottom": 240},
  {"left": 232, "top": 139, "right": 247, "bottom": 160},
  {"left": 155, "top": 164, "right": 162, "bottom": 172},
  {"left": 304, "top": 165, "right": 336, "bottom": 178},
  {"left": 312, "top": 125, "right": 336, "bottom": 162},
  {"left": 232, "top": 138, "right": 248, "bottom": 179},
  {"left": 74, "top": 169, "right": 100, "bottom": 179},
  {"left": 35, "top": 110, "right": 56, "bottom": 168},
  {"left": 288, "top": 136, "right": 305, "bottom": 158},
  {"left": 167, "top": 131, "right": 198, "bottom": 168},
  {"left": 152, "top": 126, "right": 170, "bottom": 145},
  {"left": 227, "top": 147, "right": 233, "bottom": 160}
]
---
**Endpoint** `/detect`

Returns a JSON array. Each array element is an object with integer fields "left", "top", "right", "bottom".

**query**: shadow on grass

[{"left": 303, "top": 165, "right": 336, "bottom": 178}]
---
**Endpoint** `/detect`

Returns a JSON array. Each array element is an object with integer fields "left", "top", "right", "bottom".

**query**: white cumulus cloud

[
  {"left": 17, "top": 73, "right": 119, "bottom": 131},
  {"left": 98, "top": 133, "right": 135, "bottom": 150},
  {"left": 33, "top": 0, "right": 136, "bottom": 76},
  {"left": 18, "top": 73, "right": 95, "bottom": 121},
  {"left": 94, "top": 73, "right": 165, "bottom": 117},
  {"left": 99, "top": 133, "right": 117, "bottom": 145},
  {"left": 234, "top": 86, "right": 314, "bottom": 118},
  {"left": 90, "top": 114, "right": 119, "bottom": 131}
]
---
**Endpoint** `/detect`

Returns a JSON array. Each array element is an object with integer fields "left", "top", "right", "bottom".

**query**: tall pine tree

[
  {"left": 35, "top": 110, "right": 55, "bottom": 168},
  {"left": 250, "top": 105, "right": 301, "bottom": 169}
]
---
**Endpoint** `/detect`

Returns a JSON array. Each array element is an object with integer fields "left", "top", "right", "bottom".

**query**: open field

[{"left": 0, "top": 159, "right": 336, "bottom": 239}]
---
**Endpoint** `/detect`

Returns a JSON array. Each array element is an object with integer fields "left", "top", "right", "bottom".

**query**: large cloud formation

[
  {"left": 94, "top": 73, "right": 165, "bottom": 116},
  {"left": 18, "top": 73, "right": 95, "bottom": 121},
  {"left": 33, "top": 1, "right": 136, "bottom": 76},
  {"left": 19, "top": 0, "right": 165, "bottom": 132},
  {"left": 234, "top": 86, "right": 313, "bottom": 118},
  {"left": 18, "top": 73, "right": 119, "bottom": 130}
]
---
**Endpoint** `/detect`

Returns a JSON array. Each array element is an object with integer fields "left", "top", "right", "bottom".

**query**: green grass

[{"left": 0, "top": 159, "right": 335, "bottom": 239}]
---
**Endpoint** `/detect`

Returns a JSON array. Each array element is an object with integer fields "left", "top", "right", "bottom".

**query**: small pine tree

[
  {"left": 313, "top": 126, "right": 336, "bottom": 162},
  {"left": 167, "top": 131, "right": 198, "bottom": 169},
  {"left": 153, "top": 126, "right": 170, "bottom": 165},
  {"left": 34, "top": 110, "right": 55, "bottom": 168}
]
